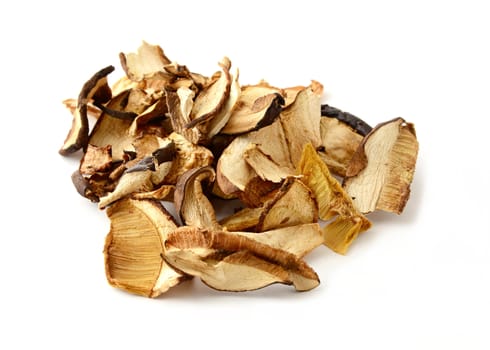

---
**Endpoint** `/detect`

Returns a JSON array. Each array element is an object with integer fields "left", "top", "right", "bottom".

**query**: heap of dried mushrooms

[{"left": 59, "top": 41, "right": 419, "bottom": 297}]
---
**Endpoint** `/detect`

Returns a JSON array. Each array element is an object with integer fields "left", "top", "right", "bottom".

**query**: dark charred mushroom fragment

[
  {"left": 59, "top": 65, "right": 114, "bottom": 155},
  {"left": 321, "top": 104, "right": 372, "bottom": 137}
]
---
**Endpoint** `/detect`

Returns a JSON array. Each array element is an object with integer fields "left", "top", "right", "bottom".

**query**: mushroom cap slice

[
  {"left": 104, "top": 198, "right": 186, "bottom": 297},
  {"left": 163, "top": 227, "right": 320, "bottom": 292},
  {"left": 59, "top": 65, "right": 114, "bottom": 155},
  {"left": 174, "top": 166, "right": 220, "bottom": 229},
  {"left": 120, "top": 41, "right": 171, "bottom": 82},
  {"left": 343, "top": 117, "right": 419, "bottom": 214}
]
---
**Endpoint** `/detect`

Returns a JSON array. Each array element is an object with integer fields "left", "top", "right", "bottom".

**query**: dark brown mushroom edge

[{"left": 59, "top": 41, "right": 419, "bottom": 297}]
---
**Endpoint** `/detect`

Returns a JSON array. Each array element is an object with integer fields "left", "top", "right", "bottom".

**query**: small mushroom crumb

[{"left": 59, "top": 41, "right": 419, "bottom": 297}]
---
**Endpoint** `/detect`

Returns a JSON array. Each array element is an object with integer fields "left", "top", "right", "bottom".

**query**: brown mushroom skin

[{"left": 59, "top": 65, "right": 114, "bottom": 155}]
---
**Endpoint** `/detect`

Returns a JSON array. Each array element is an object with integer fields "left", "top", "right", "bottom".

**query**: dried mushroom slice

[
  {"left": 221, "top": 84, "right": 284, "bottom": 135},
  {"left": 321, "top": 104, "right": 372, "bottom": 137},
  {"left": 318, "top": 116, "right": 364, "bottom": 177},
  {"left": 164, "top": 227, "right": 320, "bottom": 292},
  {"left": 104, "top": 198, "right": 187, "bottom": 297},
  {"left": 188, "top": 57, "right": 232, "bottom": 130},
  {"left": 279, "top": 86, "right": 322, "bottom": 167},
  {"left": 206, "top": 68, "right": 241, "bottom": 139},
  {"left": 343, "top": 117, "right": 419, "bottom": 214},
  {"left": 298, "top": 143, "right": 371, "bottom": 254},
  {"left": 174, "top": 166, "right": 220, "bottom": 230},
  {"left": 256, "top": 177, "right": 318, "bottom": 232},
  {"left": 120, "top": 41, "right": 171, "bottom": 82},
  {"left": 59, "top": 65, "right": 114, "bottom": 155}
]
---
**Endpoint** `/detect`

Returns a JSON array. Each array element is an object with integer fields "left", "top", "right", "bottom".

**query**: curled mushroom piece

[
  {"left": 59, "top": 65, "right": 114, "bottom": 155},
  {"left": 163, "top": 226, "right": 320, "bottom": 292},
  {"left": 104, "top": 198, "right": 188, "bottom": 297},
  {"left": 343, "top": 117, "right": 419, "bottom": 214},
  {"left": 174, "top": 166, "right": 220, "bottom": 229}
]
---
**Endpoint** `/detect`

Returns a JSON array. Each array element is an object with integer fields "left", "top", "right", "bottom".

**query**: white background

[{"left": 1, "top": 1, "right": 489, "bottom": 349}]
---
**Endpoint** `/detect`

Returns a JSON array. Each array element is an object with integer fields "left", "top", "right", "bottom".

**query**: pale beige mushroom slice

[
  {"left": 104, "top": 198, "right": 187, "bottom": 297},
  {"left": 119, "top": 41, "right": 171, "bottom": 82},
  {"left": 343, "top": 117, "right": 419, "bottom": 214},
  {"left": 298, "top": 143, "right": 371, "bottom": 254},
  {"left": 163, "top": 227, "right": 320, "bottom": 292},
  {"left": 206, "top": 68, "right": 241, "bottom": 139},
  {"left": 174, "top": 166, "right": 220, "bottom": 230}
]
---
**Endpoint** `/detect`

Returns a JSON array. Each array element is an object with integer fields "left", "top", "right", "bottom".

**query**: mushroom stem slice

[
  {"left": 343, "top": 117, "right": 419, "bottom": 214},
  {"left": 59, "top": 65, "right": 114, "bottom": 155},
  {"left": 104, "top": 198, "right": 186, "bottom": 298}
]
